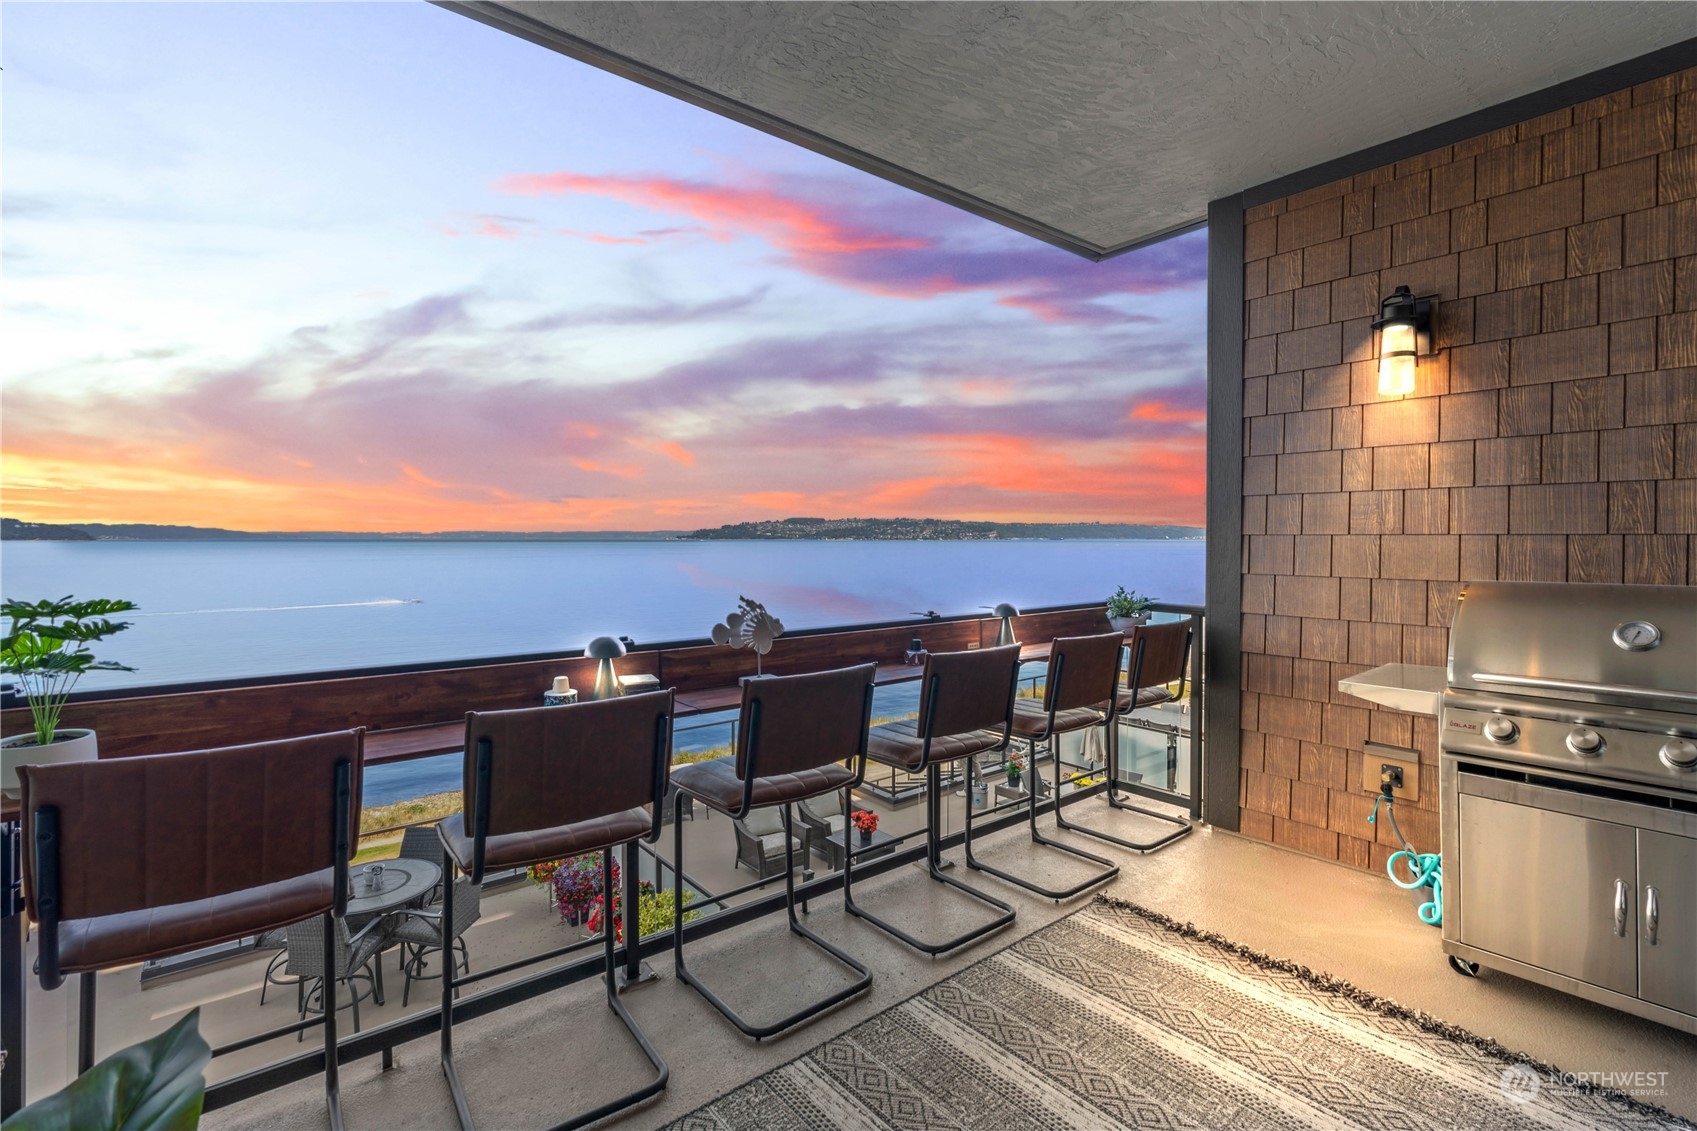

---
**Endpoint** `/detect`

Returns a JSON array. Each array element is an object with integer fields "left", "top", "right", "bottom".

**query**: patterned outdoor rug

[{"left": 667, "top": 895, "right": 1693, "bottom": 1130}]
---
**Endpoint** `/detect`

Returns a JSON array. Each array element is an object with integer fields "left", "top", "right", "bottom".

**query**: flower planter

[
  {"left": 1, "top": 728, "right": 98, "bottom": 795},
  {"left": 1108, "top": 614, "right": 1150, "bottom": 633}
]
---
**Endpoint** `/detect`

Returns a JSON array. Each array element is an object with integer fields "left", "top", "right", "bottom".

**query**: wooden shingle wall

[{"left": 1237, "top": 68, "right": 1697, "bottom": 870}]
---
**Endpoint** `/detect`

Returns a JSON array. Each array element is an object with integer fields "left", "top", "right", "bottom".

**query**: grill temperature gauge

[{"left": 1612, "top": 620, "right": 1661, "bottom": 651}]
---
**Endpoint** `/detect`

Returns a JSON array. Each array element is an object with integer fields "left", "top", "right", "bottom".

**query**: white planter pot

[
  {"left": 2, "top": 728, "right": 98, "bottom": 795},
  {"left": 1108, "top": 614, "right": 1149, "bottom": 633}
]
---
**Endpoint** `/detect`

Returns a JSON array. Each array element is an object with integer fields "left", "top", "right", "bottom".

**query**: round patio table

[{"left": 345, "top": 858, "right": 441, "bottom": 919}]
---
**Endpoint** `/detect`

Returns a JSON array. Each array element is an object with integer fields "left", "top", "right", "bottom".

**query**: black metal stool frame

[
  {"left": 672, "top": 677, "right": 877, "bottom": 1039},
  {"left": 33, "top": 759, "right": 355, "bottom": 1131},
  {"left": 439, "top": 710, "right": 671, "bottom": 1131},
  {"left": 843, "top": 656, "right": 1019, "bottom": 956},
  {"left": 964, "top": 649, "right": 1121, "bottom": 901},
  {"left": 1056, "top": 622, "right": 1196, "bottom": 852}
]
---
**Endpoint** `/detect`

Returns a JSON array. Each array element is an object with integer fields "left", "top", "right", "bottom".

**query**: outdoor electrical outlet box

[{"left": 1361, "top": 742, "right": 1419, "bottom": 803}]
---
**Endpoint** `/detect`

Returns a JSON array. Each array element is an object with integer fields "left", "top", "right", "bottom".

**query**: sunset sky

[{"left": 2, "top": 2, "right": 1208, "bottom": 533}]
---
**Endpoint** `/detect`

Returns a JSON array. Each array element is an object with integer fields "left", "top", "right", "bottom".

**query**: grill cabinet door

[
  {"left": 1458, "top": 794, "right": 1638, "bottom": 995},
  {"left": 1638, "top": 830, "right": 1697, "bottom": 1016}
]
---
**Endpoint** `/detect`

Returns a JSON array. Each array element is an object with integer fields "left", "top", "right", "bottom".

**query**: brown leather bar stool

[
  {"left": 22, "top": 731, "right": 363, "bottom": 1130},
  {"left": 670, "top": 664, "right": 876, "bottom": 1039},
  {"left": 1056, "top": 617, "right": 1196, "bottom": 852},
  {"left": 437, "top": 691, "right": 672, "bottom": 1131},
  {"left": 845, "top": 644, "right": 1021, "bottom": 955},
  {"left": 977, "top": 632, "right": 1123, "bottom": 899}
]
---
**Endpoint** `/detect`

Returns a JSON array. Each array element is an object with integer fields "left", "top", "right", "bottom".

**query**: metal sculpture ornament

[{"left": 711, "top": 596, "right": 785, "bottom": 675}]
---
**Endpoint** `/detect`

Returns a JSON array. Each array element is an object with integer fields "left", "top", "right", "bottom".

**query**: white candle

[{"left": 552, "top": 675, "right": 572, "bottom": 693}]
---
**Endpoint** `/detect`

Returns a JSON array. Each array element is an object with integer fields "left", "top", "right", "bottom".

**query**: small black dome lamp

[{"left": 1371, "top": 285, "right": 1434, "bottom": 397}]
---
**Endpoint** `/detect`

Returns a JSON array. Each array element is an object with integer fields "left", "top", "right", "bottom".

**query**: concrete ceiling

[{"left": 442, "top": 2, "right": 1694, "bottom": 258}]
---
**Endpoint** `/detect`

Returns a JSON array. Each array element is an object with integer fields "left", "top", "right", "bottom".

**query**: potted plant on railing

[
  {"left": 1, "top": 595, "right": 137, "bottom": 797},
  {"left": 849, "top": 808, "right": 879, "bottom": 846},
  {"left": 1106, "top": 586, "right": 1154, "bottom": 633}
]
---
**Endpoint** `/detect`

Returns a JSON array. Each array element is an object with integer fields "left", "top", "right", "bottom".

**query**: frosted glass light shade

[{"left": 1378, "top": 351, "right": 1416, "bottom": 396}]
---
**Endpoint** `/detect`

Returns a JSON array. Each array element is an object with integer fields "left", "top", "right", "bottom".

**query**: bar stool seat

[
  {"left": 437, "top": 808, "right": 651, "bottom": 874},
  {"left": 866, "top": 719, "right": 1005, "bottom": 768},
  {"left": 1114, "top": 684, "right": 1173, "bottom": 711},
  {"left": 672, "top": 755, "right": 855, "bottom": 810},
  {"left": 671, "top": 664, "right": 877, "bottom": 1040},
  {"left": 1011, "top": 698, "right": 1105, "bottom": 737},
  {"left": 53, "top": 871, "right": 334, "bottom": 973}
]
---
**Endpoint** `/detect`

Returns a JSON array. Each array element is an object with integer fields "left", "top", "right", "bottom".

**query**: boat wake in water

[{"left": 130, "top": 598, "right": 422, "bottom": 616}]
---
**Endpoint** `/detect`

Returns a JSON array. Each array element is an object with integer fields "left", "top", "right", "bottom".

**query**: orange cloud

[
  {"left": 1129, "top": 400, "right": 1206, "bottom": 424},
  {"left": 571, "top": 457, "right": 643, "bottom": 479},
  {"left": 625, "top": 437, "right": 695, "bottom": 465},
  {"left": 473, "top": 218, "right": 519, "bottom": 240}
]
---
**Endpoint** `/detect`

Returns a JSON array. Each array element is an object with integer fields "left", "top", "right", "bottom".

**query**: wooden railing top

[{"left": 1, "top": 606, "right": 1116, "bottom": 765}]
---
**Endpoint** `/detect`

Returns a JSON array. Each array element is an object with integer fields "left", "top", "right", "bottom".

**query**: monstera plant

[
  {"left": 1, "top": 596, "right": 137, "bottom": 792},
  {"left": 1, "top": 1009, "right": 210, "bottom": 1131}
]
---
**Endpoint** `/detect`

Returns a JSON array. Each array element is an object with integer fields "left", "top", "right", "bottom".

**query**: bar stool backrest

[
  {"left": 1044, "top": 632, "right": 1125, "bottom": 712},
  {"left": 917, "top": 644, "right": 1021, "bottom": 738},
  {"left": 1126, "top": 620, "right": 1193, "bottom": 696},
  {"left": 20, "top": 730, "right": 363, "bottom": 929},
  {"left": 463, "top": 690, "right": 673, "bottom": 840},
  {"left": 736, "top": 664, "right": 876, "bottom": 780}
]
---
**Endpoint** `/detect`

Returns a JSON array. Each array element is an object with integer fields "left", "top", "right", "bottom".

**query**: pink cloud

[{"left": 497, "top": 170, "right": 1205, "bottom": 324}]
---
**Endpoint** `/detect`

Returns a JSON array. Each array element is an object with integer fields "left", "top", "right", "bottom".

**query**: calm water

[{"left": 2, "top": 539, "right": 1203, "bottom": 803}]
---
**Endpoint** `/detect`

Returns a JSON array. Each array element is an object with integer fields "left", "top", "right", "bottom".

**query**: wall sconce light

[
  {"left": 992, "top": 603, "right": 1020, "bottom": 648},
  {"left": 1371, "top": 285, "right": 1434, "bottom": 397},
  {"left": 585, "top": 635, "right": 626, "bottom": 699}
]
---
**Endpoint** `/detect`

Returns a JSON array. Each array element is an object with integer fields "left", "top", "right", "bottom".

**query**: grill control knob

[
  {"left": 1484, "top": 716, "right": 1519, "bottom": 743},
  {"left": 1660, "top": 739, "right": 1697, "bottom": 771},
  {"left": 1566, "top": 728, "right": 1605, "bottom": 757}
]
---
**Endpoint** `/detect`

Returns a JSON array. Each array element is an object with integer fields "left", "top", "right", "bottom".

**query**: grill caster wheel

[{"left": 1448, "top": 955, "right": 1480, "bottom": 978}]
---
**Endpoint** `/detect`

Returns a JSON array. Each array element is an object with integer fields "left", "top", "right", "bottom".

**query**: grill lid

[{"left": 1447, "top": 581, "right": 1697, "bottom": 713}]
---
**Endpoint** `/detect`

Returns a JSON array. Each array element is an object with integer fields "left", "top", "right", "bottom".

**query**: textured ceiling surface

[{"left": 479, "top": 1, "right": 1691, "bottom": 255}]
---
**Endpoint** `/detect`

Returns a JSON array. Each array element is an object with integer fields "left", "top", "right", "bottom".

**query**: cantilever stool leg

[
  {"left": 439, "top": 695, "right": 673, "bottom": 1131},
  {"left": 670, "top": 665, "right": 877, "bottom": 1038},
  {"left": 961, "top": 728, "right": 1119, "bottom": 901},
  {"left": 1056, "top": 623, "right": 1195, "bottom": 853},
  {"left": 843, "top": 645, "right": 1020, "bottom": 956}
]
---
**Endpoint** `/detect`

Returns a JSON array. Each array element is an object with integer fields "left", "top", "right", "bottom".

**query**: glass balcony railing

[{"left": 3, "top": 601, "right": 1205, "bottom": 1116}]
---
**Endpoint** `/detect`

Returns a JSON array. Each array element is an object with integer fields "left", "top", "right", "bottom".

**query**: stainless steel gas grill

[{"left": 1441, "top": 581, "right": 1697, "bottom": 1034}]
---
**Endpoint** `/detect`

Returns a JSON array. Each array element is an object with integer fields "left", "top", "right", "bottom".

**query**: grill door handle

[
  {"left": 1645, "top": 886, "right": 1660, "bottom": 946},
  {"left": 1614, "top": 880, "right": 1629, "bottom": 938}
]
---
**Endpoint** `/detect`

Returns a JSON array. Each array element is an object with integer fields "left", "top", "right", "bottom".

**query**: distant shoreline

[{"left": 3, "top": 516, "right": 1203, "bottom": 544}]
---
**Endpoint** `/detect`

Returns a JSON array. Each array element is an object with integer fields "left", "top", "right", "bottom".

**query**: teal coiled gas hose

[{"left": 1368, "top": 792, "right": 1442, "bottom": 926}]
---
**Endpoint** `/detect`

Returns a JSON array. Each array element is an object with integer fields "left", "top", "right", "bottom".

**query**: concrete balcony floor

[{"left": 168, "top": 803, "right": 1697, "bottom": 1130}]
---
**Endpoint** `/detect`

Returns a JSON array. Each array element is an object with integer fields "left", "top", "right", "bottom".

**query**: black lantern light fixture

[{"left": 1370, "top": 285, "right": 1434, "bottom": 397}]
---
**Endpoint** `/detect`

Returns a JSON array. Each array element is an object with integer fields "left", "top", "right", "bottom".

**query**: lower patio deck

[{"left": 185, "top": 804, "right": 1696, "bottom": 1130}]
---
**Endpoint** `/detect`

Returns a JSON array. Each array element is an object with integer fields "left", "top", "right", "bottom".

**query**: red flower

[{"left": 850, "top": 809, "right": 879, "bottom": 834}]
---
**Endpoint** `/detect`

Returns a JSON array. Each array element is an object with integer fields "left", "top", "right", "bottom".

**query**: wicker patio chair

[
  {"left": 391, "top": 876, "right": 481, "bottom": 1007},
  {"left": 283, "top": 915, "right": 387, "bottom": 1038},
  {"left": 732, "top": 806, "right": 811, "bottom": 878}
]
